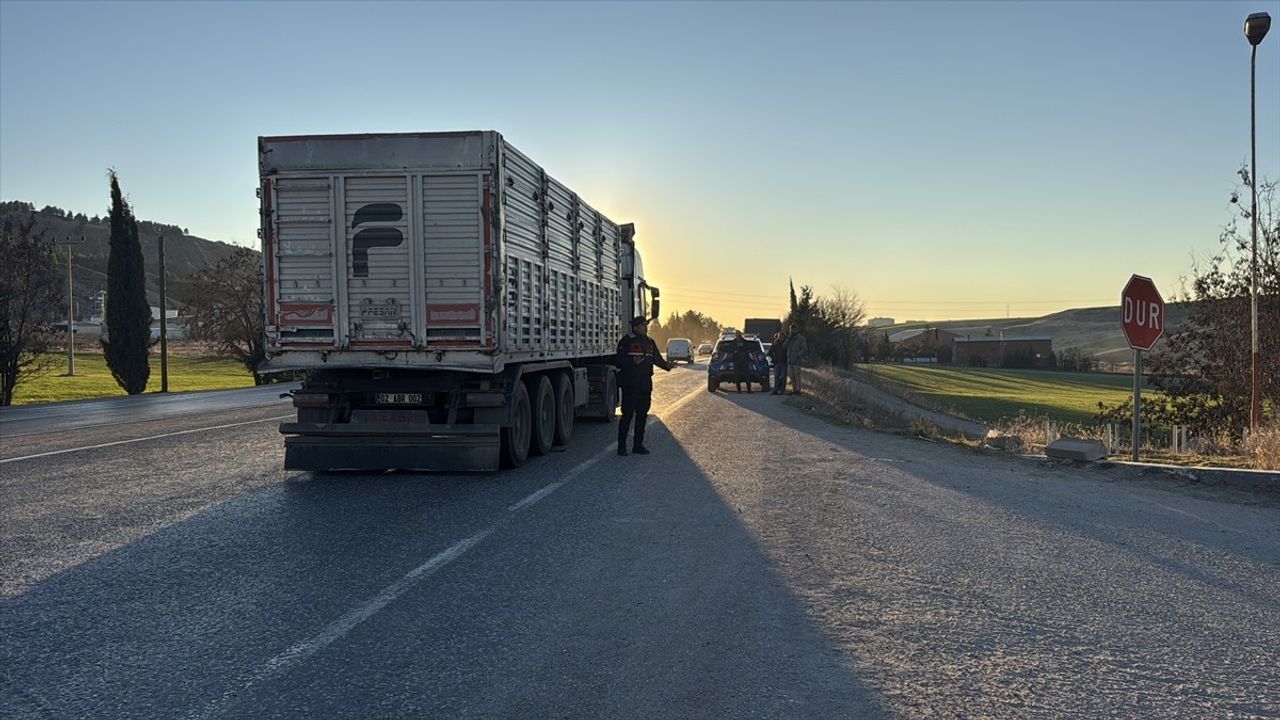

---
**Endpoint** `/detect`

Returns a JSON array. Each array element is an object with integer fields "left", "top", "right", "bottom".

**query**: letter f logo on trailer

[{"left": 350, "top": 203, "right": 403, "bottom": 278}]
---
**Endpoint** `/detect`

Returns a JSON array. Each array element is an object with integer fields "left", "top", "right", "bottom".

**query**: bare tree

[
  {"left": 1147, "top": 176, "right": 1279, "bottom": 436},
  {"left": 185, "top": 247, "right": 266, "bottom": 381},
  {"left": 0, "top": 215, "right": 62, "bottom": 405},
  {"left": 788, "top": 283, "right": 868, "bottom": 368}
]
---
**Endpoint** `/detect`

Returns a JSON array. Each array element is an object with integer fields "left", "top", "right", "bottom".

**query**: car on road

[
  {"left": 666, "top": 338, "right": 694, "bottom": 364},
  {"left": 707, "top": 334, "right": 770, "bottom": 391},
  {"left": 697, "top": 342, "right": 713, "bottom": 356}
]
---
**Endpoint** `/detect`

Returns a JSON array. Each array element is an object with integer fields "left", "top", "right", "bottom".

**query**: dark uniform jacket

[
  {"left": 728, "top": 338, "right": 754, "bottom": 371},
  {"left": 768, "top": 338, "right": 788, "bottom": 365},
  {"left": 615, "top": 333, "right": 672, "bottom": 387}
]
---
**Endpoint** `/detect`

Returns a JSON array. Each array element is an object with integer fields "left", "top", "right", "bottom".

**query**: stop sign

[{"left": 1121, "top": 274, "right": 1165, "bottom": 351}]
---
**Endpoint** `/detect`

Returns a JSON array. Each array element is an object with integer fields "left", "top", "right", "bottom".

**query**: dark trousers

[
  {"left": 773, "top": 362, "right": 788, "bottom": 393},
  {"left": 734, "top": 361, "right": 751, "bottom": 392},
  {"left": 619, "top": 384, "right": 652, "bottom": 449}
]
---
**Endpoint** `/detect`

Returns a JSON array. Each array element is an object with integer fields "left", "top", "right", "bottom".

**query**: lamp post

[{"left": 1246, "top": 11, "right": 1270, "bottom": 431}]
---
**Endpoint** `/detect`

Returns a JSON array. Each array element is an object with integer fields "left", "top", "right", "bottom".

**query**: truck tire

[
  {"left": 708, "top": 376, "right": 718, "bottom": 392},
  {"left": 593, "top": 369, "right": 618, "bottom": 422},
  {"left": 526, "top": 374, "right": 555, "bottom": 456},
  {"left": 500, "top": 381, "right": 532, "bottom": 469},
  {"left": 552, "top": 371, "right": 574, "bottom": 446}
]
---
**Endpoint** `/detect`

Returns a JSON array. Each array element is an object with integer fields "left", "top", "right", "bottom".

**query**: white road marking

[
  {"left": 193, "top": 378, "right": 709, "bottom": 718},
  {"left": 187, "top": 531, "right": 492, "bottom": 720},
  {"left": 658, "top": 383, "right": 704, "bottom": 417},
  {"left": 264, "top": 530, "right": 492, "bottom": 674},
  {"left": 508, "top": 382, "right": 705, "bottom": 514},
  {"left": 0, "top": 415, "right": 296, "bottom": 464}
]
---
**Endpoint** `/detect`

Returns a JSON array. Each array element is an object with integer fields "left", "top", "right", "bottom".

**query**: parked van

[{"left": 666, "top": 338, "right": 694, "bottom": 364}]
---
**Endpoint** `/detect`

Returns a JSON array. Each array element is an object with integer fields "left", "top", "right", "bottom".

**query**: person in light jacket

[{"left": 785, "top": 323, "right": 808, "bottom": 395}]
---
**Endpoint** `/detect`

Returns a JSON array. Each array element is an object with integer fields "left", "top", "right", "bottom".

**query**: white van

[{"left": 666, "top": 338, "right": 694, "bottom": 364}]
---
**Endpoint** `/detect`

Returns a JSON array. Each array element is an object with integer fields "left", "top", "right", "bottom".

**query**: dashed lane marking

[{"left": 194, "top": 381, "right": 708, "bottom": 718}]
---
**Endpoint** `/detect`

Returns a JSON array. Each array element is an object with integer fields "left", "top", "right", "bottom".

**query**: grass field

[
  {"left": 10, "top": 353, "right": 255, "bottom": 405},
  {"left": 853, "top": 364, "right": 1147, "bottom": 426}
]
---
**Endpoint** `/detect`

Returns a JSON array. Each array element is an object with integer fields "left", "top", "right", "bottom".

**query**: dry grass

[{"left": 1246, "top": 424, "right": 1280, "bottom": 471}]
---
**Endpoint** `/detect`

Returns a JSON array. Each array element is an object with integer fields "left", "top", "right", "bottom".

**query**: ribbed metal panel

[
  {"left": 500, "top": 146, "right": 543, "bottom": 260},
  {"left": 544, "top": 177, "right": 577, "bottom": 275},
  {"left": 343, "top": 176, "right": 411, "bottom": 343},
  {"left": 497, "top": 141, "right": 625, "bottom": 357},
  {"left": 273, "top": 177, "right": 337, "bottom": 340},
  {"left": 422, "top": 173, "right": 484, "bottom": 341},
  {"left": 262, "top": 133, "right": 634, "bottom": 370}
]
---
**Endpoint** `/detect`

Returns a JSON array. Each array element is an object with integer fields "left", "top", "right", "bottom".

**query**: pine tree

[{"left": 102, "top": 170, "right": 151, "bottom": 394}]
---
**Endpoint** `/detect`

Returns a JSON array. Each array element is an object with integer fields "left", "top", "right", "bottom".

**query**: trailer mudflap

[{"left": 281, "top": 422, "right": 500, "bottom": 472}]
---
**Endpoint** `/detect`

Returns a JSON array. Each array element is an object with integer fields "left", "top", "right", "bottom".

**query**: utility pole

[
  {"left": 159, "top": 235, "right": 169, "bottom": 392},
  {"left": 55, "top": 236, "right": 85, "bottom": 376}
]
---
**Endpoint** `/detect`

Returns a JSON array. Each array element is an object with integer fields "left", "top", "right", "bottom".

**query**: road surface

[{"left": 2, "top": 367, "right": 1278, "bottom": 718}]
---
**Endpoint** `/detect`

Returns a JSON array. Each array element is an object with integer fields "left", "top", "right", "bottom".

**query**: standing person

[
  {"left": 614, "top": 316, "right": 673, "bottom": 456},
  {"left": 769, "top": 330, "right": 788, "bottom": 395},
  {"left": 730, "top": 330, "right": 753, "bottom": 393},
  {"left": 785, "top": 323, "right": 808, "bottom": 395}
]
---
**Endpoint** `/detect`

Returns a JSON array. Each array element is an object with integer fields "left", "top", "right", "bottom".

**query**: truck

[
  {"left": 258, "top": 131, "right": 660, "bottom": 471},
  {"left": 743, "top": 318, "right": 783, "bottom": 341}
]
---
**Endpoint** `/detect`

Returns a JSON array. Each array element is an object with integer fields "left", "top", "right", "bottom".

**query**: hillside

[
  {"left": 1, "top": 203, "right": 254, "bottom": 315},
  {"left": 880, "top": 304, "right": 1193, "bottom": 366}
]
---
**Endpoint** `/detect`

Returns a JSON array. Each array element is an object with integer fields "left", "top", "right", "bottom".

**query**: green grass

[
  {"left": 11, "top": 353, "right": 255, "bottom": 405},
  {"left": 853, "top": 364, "right": 1148, "bottom": 426}
]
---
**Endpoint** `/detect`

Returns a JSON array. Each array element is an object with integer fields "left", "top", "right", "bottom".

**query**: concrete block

[{"left": 1045, "top": 437, "right": 1107, "bottom": 462}]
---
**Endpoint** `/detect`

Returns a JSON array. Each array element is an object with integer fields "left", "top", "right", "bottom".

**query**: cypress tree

[{"left": 103, "top": 170, "right": 151, "bottom": 394}]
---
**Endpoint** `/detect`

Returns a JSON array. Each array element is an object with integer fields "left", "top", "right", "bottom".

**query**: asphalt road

[{"left": 2, "top": 366, "right": 1278, "bottom": 719}]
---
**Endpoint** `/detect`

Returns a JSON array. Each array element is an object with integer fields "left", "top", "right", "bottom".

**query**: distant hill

[
  {"left": 1, "top": 202, "right": 255, "bottom": 316},
  {"left": 877, "top": 304, "right": 1192, "bottom": 366}
]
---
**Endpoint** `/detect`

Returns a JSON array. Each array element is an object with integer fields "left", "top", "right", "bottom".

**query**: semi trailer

[{"left": 258, "top": 131, "right": 660, "bottom": 471}]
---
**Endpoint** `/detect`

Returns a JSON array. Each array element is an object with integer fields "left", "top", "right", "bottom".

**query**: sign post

[{"left": 1121, "top": 275, "right": 1165, "bottom": 461}]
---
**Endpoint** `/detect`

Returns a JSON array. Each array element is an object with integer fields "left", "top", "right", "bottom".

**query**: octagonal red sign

[{"left": 1121, "top": 274, "right": 1165, "bottom": 351}]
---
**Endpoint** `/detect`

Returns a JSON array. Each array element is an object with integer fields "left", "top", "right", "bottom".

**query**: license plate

[{"left": 375, "top": 393, "right": 422, "bottom": 405}]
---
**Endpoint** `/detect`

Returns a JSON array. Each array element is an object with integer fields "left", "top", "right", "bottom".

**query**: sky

[{"left": 2, "top": 0, "right": 1278, "bottom": 325}]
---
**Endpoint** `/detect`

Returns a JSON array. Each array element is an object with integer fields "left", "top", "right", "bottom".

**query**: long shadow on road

[{"left": 0, "top": 410, "right": 888, "bottom": 719}]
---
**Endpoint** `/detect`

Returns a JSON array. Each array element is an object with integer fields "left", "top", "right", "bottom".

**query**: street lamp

[{"left": 1246, "top": 11, "right": 1270, "bottom": 431}]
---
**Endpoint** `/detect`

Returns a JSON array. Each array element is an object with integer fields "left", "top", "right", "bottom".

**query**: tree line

[{"left": 1, "top": 174, "right": 264, "bottom": 404}]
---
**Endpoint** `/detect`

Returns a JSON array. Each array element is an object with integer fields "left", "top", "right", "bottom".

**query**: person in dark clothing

[
  {"left": 768, "top": 331, "right": 788, "bottom": 395},
  {"left": 730, "top": 330, "right": 753, "bottom": 393},
  {"left": 614, "top": 316, "right": 673, "bottom": 456}
]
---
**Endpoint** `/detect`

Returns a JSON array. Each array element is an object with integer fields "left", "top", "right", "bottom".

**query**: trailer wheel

[
  {"left": 526, "top": 374, "right": 555, "bottom": 456},
  {"left": 500, "top": 381, "right": 531, "bottom": 469},
  {"left": 552, "top": 371, "right": 574, "bottom": 446}
]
